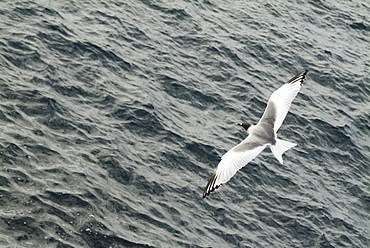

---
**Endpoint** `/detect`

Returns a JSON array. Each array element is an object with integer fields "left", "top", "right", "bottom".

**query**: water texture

[{"left": 0, "top": 0, "right": 369, "bottom": 247}]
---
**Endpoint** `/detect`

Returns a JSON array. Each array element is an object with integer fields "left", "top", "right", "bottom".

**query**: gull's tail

[{"left": 270, "top": 138, "right": 296, "bottom": 164}]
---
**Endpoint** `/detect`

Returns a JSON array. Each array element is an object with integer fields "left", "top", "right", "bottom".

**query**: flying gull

[{"left": 203, "top": 70, "right": 308, "bottom": 198}]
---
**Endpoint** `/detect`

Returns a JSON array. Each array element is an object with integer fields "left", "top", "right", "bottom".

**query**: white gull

[{"left": 203, "top": 70, "right": 308, "bottom": 198}]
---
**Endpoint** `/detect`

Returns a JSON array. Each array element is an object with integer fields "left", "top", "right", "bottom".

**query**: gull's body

[{"left": 203, "top": 70, "right": 308, "bottom": 198}]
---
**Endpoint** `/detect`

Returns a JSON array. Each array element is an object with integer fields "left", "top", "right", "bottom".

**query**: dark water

[{"left": 1, "top": 0, "right": 369, "bottom": 247}]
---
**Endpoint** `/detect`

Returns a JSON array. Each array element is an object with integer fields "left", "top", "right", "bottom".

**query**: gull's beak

[{"left": 236, "top": 123, "right": 242, "bottom": 126}]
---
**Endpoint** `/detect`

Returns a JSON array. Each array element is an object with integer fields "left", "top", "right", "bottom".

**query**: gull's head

[{"left": 237, "top": 122, "right": 252, "bottom": 132}]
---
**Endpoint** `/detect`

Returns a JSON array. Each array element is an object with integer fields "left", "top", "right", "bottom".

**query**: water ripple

[{"left": 1, "top": 0, "right": 369, "bottom": 247}]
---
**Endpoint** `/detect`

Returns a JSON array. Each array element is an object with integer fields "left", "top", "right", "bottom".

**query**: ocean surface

[{"left": 0, "top": 0, "right": 369, "bottom": 247}]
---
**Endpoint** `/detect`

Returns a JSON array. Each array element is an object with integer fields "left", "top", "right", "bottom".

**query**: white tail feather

[{"left": 270, "top": 139, "right": 296, "bottom": 164}]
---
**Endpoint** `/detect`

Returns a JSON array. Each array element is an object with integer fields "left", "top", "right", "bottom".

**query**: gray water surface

[{"left": 0, "top": 1, "right": 369, "bottom": 247}]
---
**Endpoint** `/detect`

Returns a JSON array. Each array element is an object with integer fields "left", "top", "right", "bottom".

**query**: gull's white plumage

[
  {"left": 203, "top": 70, "right": 308, "bottom": 198},
  {"left": 260, "top": 72, "right": 305, "bottom": 133}
]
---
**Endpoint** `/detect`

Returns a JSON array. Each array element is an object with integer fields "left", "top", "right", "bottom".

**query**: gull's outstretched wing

[
  {"left": 203, "top": 136, "right": 266, "bottom": 198},
  {"left": 258, "top": 70, "right": 308, "bottom": 133}
]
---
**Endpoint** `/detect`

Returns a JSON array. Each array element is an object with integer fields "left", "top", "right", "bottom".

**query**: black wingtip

[
  {"left": 286, "top": 70, "right": 308, "bottom": 86},
  {"left": 202, "top": 172, "right": 221, "bottom": 198},
  {"left": 202, "top": 184, "right": 221, "bottom": 198}
]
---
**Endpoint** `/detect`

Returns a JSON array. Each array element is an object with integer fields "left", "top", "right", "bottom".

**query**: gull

[{"left": 203, "top": 70, "right": 308, "bottom": 198}]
